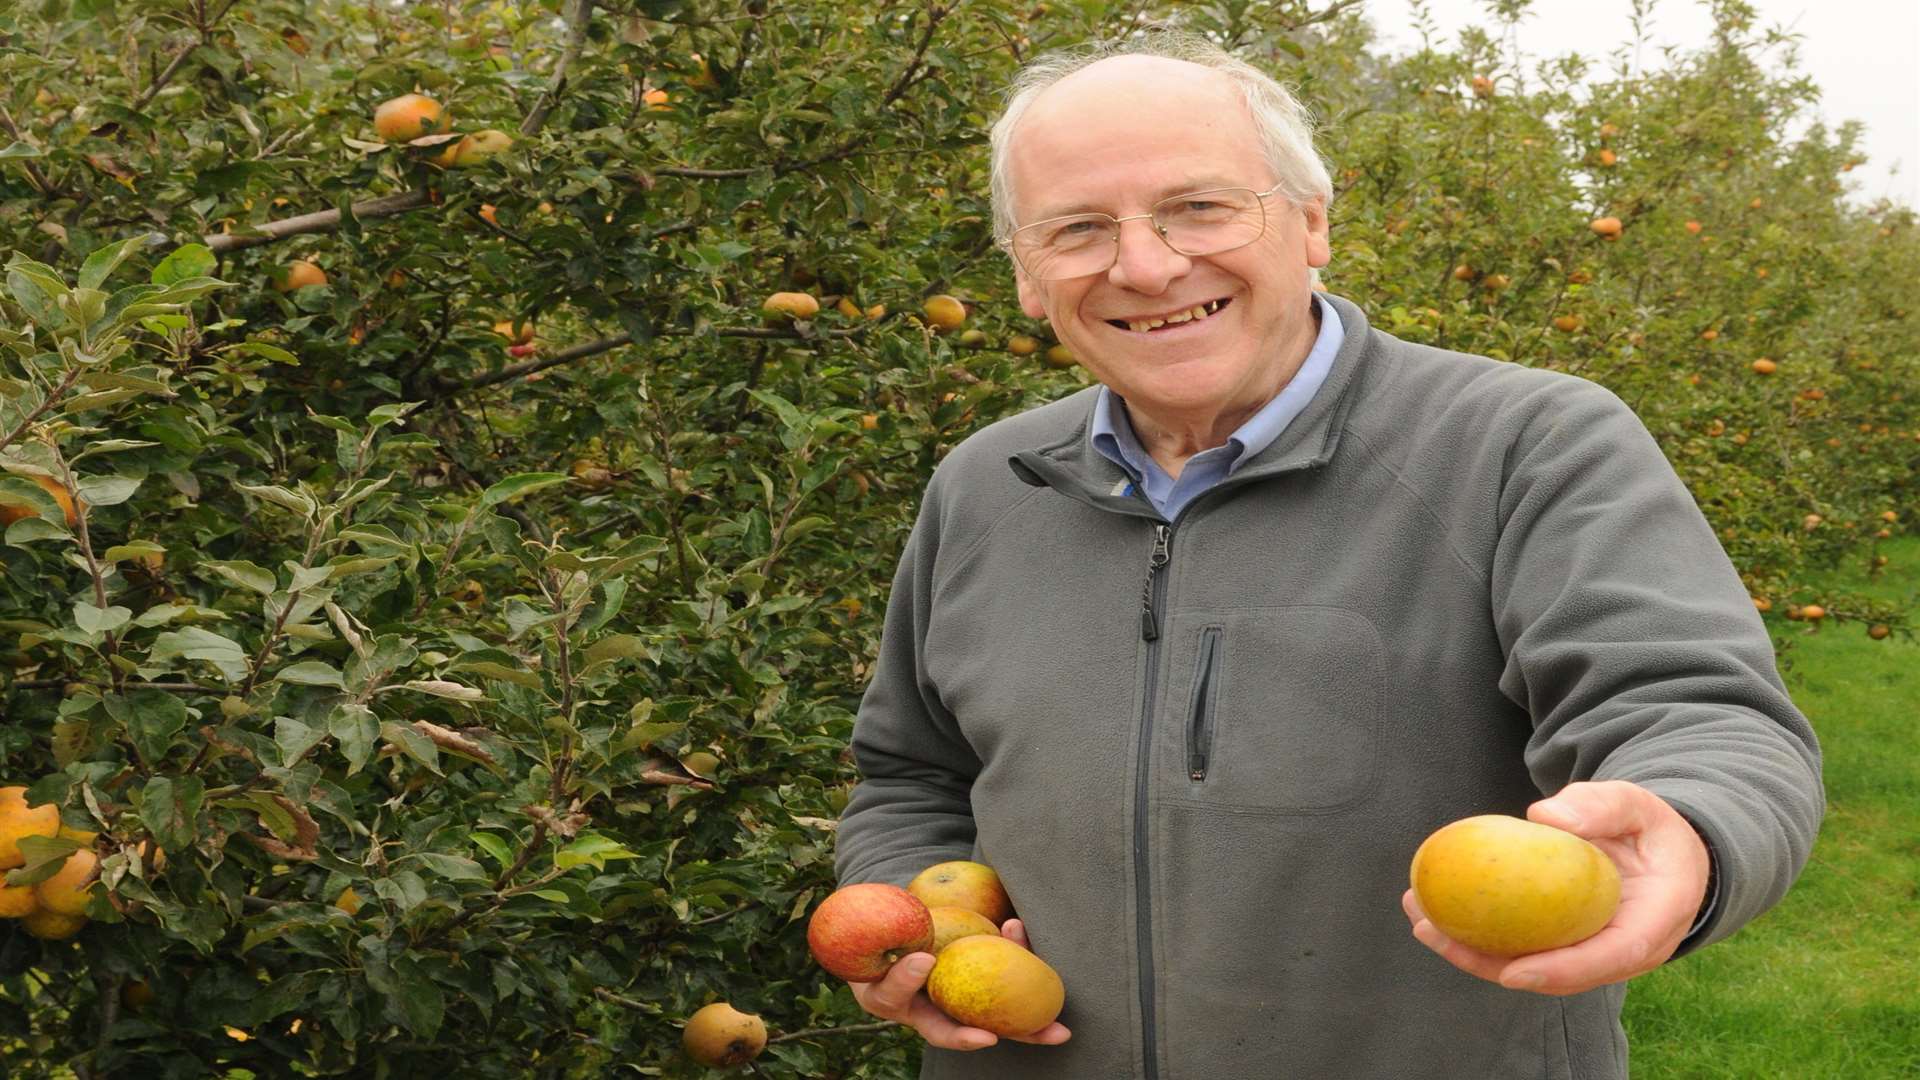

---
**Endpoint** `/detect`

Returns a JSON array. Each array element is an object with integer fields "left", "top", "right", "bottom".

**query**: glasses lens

[
  {"left": 1155, "top": 188, "right": 1265, "bottom": 256},
  {"left": 1013, "top": 215, "right": 1118, "bottom": 280}
]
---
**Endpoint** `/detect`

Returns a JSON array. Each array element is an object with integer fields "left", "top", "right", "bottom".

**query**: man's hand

[
  {"left": 1401, "top": 779, "right": 1711, "bottom": 996},
  {"left": 849, "top": 918, "right": 1073, "bottom": 1050}
]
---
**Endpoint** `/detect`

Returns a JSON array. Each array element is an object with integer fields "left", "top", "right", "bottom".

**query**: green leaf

[
  {"left": 104, "top": 688, "right": 187, "bottom": 766},
  {"left": 403, "top": 852, "right": 488, "bottom": 882},
  {"left": 469, "top": 831, "right": 514, "bottom": 869},
  {"left": 390, "top": 954, "right": 447, "bottom": 1038},
  {"left": 479, "top": 472, "right": 567, "bottom": 508},
  {"left": 237, "top": 789, "right": 298, "bottom": 842},
  {"left": 276, "top": 661, "right": 345, "bottom": 688},
  {"left": 554, "top": 833, "right": 639, "bottom": 871},
  {"left": 583, "top": 633, "right": 650, "bottom": 667},
  {"left": 72, "top": 601, "right": 132, "bottom": 635},
  {"left": 231, "top": 340, "right": 298, "bottom": 365},
  {"left": 74, "top": 474, "right": 141, "bottom": 508},
  {"left": 0, "top": 142, "right": 46, "bottom": 160},
  {"left": 202, "top": 560, "right": 277, "bottom": 595},
  {"left": 79, "top": 233, "right": 156, "bottom": 291},
  {"left": 274, "top": 715, "right": 327, "bottom": 765},
  {"left": 151, "top": 244, "right": 217, "bottom": 286},
  {"left": 148, "top": 627, "right": 248, "bottom": 682},
  {"left": 380, "top": 720, "right": 441, "bottom": 775},
  {"left": 4, "top": 834, "right": 83, "bottom": 888},
  {"left": 138, "top": 775, "right": 205, "bottom": 852},
  {"left": 235, "top": 482, "right": 317, "bottom": 517},
  {"left": 328, "top": 704, "right": 378, "bottom": 775}
]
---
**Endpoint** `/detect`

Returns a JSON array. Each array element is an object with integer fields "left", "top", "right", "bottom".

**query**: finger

[
  {"left": 1000, "top": 918, "right": 1030, "bottom": 949},
  {"left": 1007, "top": 1020, "right": 1073, "bottom": 1045},
  {"left": 853, "top": 952, "right": 936, "bottom": 1018},
  {"left": 1495, "top": 923, "right": 1663, "bottom": 995},
  {"left": 902, "top": 995, "right": 1002, "bottom": 1051},
  {"left": 853, "top": 975, "right": 1003, "bottom": 1051},
  {"left": 1404, "top": 910, "right": 1512, "bottom": 984}
]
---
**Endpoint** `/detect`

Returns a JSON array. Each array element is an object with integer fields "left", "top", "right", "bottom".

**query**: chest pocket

[{"left": 1161, "top": 607, "right": 1384, "bottom": 813}]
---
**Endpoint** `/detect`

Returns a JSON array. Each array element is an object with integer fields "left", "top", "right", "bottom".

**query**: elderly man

[{"left": 832, "top": 33, "right": 1822, "bottom": 1080}]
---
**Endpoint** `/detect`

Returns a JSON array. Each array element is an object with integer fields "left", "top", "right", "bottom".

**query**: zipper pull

[{"left": 1141, "top": 524, "right": 1171, "bottom": 641}]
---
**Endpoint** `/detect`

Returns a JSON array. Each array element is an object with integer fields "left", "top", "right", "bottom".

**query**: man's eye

[{"left": 1047, "top": 220, "right": 1104, "bottom": 245}]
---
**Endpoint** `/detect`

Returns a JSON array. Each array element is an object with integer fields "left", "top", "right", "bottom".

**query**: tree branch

[
  {"left": 131, "top": 42, "right": 199, "bottom": 114},
  {"left": 520, "top": 0, "right": 597, "bottom": 138},
  {"left": 204, "top": 188, "right": 434, "bottom": 253},
  {"left": 444, "top": 323, "right": 870, "bottom": 393}
]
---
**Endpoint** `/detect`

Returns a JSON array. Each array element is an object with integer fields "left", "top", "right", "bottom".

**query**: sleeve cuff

[{"left": 1671, "top": 814, "right": 1721, "bottom": 959}]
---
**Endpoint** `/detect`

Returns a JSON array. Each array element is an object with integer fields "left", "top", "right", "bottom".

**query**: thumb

[{"left": 1529, "top": 779, "right": 1648, "bottom": 839}]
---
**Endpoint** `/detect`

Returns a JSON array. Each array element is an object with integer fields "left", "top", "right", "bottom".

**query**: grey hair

[{"left": 988, "top": 30, "right": 1334, "bottom": 248}]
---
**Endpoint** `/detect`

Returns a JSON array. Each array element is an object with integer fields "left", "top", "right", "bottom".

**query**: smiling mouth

[{"left": 1106, "top": 298, "right": 1230, "bottom": 333}]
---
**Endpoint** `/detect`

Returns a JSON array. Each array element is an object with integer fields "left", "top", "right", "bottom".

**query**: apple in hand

[
  {"left": 1409, "top": 814, "right": 1621, "bottom": 957},
  {"left": 927, "top": 934, "right": 1065, "bottom": 1037},
  {"left": 908, "top": 860, "right": 1013, "bottom": 925},
  {"left": 807, "top": 882, "right": 934, "bottom": 982}
]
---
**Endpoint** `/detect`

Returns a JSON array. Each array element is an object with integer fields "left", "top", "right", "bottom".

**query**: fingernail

[
  {"left": 1504, "top": 971, "right": 1546, "bottom": 990},
  {"left": 904, "top": 956, "right": 933, "bottom": 978}
]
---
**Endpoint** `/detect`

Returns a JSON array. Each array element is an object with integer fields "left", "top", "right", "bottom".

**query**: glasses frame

[{"left": 1002, "top": 183, "right": 1289, "bottom": 281}]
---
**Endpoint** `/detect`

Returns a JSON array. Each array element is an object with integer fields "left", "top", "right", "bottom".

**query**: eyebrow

[{"left": 1034, "top": 178, "right": 1247, "bottom": 219}]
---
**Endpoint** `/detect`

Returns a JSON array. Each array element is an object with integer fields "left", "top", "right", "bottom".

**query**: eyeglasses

[{"left": 1003, "top": 185, "right": 1286, "bottom": 281}]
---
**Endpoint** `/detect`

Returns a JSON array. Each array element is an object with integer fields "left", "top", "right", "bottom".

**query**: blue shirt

[{"left": 1092, "top": 291, "right": 1345, "bottom": 521}]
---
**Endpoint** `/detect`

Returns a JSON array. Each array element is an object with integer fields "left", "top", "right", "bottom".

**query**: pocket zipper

[{"left": 1187, "top": 627, "right": 1223, "bottom": 781}]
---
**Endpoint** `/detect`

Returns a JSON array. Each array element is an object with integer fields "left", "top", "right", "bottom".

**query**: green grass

[{"left": 1622, "top": 538, "right": 1920, "bottom": 1078}]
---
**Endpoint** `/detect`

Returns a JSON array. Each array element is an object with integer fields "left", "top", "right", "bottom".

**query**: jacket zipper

[
  {"left": 1187, "top": 627, "right": 1222, "bottom": 781},
  {"left": 1133, "top": 521, "right": 1171, "bottom": 1079}
]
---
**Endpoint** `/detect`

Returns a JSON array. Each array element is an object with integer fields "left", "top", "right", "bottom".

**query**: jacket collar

[{"left": 1008, "top": 293, "right": 1377, "bottom": 519}]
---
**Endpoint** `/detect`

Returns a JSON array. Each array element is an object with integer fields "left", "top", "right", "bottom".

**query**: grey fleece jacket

[{"left": 836, "top": 293, "right": 1823, "bottom": 1080}]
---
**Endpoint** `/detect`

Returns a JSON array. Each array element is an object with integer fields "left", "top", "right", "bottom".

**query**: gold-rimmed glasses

[{"left": 1004, "top": 184, "right": 1286, "bottom": 281}]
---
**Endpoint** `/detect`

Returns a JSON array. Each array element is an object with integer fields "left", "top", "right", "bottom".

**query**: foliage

[{"left": 0, "top": 0, "right": 1911, "bottom": 1076}]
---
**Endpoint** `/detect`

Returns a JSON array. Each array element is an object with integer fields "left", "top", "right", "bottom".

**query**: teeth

[{"left": 1122, "top": 300, "right": 1224, "bottom": 333}]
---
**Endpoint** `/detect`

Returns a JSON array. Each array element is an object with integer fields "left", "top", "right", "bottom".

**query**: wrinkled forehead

[{"left": 1007, "top": 56, "right": 1265, "bottom": 218}]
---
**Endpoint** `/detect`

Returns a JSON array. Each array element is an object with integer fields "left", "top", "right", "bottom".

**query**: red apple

[{"left": 806, "top": 883, "right": 933, "bottom": 982}]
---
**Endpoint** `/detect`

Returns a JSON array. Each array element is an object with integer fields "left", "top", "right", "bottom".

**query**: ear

[
  {"left": 1300, "top": 197, "right": 1332, "bottom": 269},
  {"left": 1015, "top": 266, "right": 1048, "bottom": 319}
]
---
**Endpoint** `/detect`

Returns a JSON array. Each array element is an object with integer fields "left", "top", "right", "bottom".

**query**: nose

[{"left": 1106, "top": 215, "right": 1190, "bottom": 295}]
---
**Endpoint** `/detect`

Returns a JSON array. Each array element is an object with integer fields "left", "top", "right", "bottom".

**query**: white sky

[{"left": 1363, "top": 0, "right": 1920, "bottom": 210}]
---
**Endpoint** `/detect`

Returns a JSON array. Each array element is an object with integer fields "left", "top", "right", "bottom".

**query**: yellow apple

[
  {"left": 926, "top": 935, "right": 1064, "bottom": 1037},
  {"left": 1410, "top": 814, "right": 1620, "bottom": 957},
  {"left": 908, "top": 861, "right": 1012, "bottom": 925}
]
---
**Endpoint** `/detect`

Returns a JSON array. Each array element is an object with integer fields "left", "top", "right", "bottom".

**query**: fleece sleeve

[
  {"left": 1489, "top": 378, "right": 1823, "bottom": 955},
  {"left": 833, "top": 478, "right": 986, "bottom": 889}
]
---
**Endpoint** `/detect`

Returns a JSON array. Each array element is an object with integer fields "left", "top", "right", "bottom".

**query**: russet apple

[
  {"left": 1410, "top": 814, "right": 1621, "bottom": 957},
  {"left": 926, "top": 935, "right": 1064, "bottom": 1037},
  {"left": 682, "top": 1001, "right": 766, "bottom": 1067},
  {"left": 927, "top": 906, "right": 999, "bottom": 955},
  {"left": 908, "top": 860, "right": 1013, "bottom": 926},
  {"left": 806, "top": 882, "right": 933, "bottom": 982}
]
